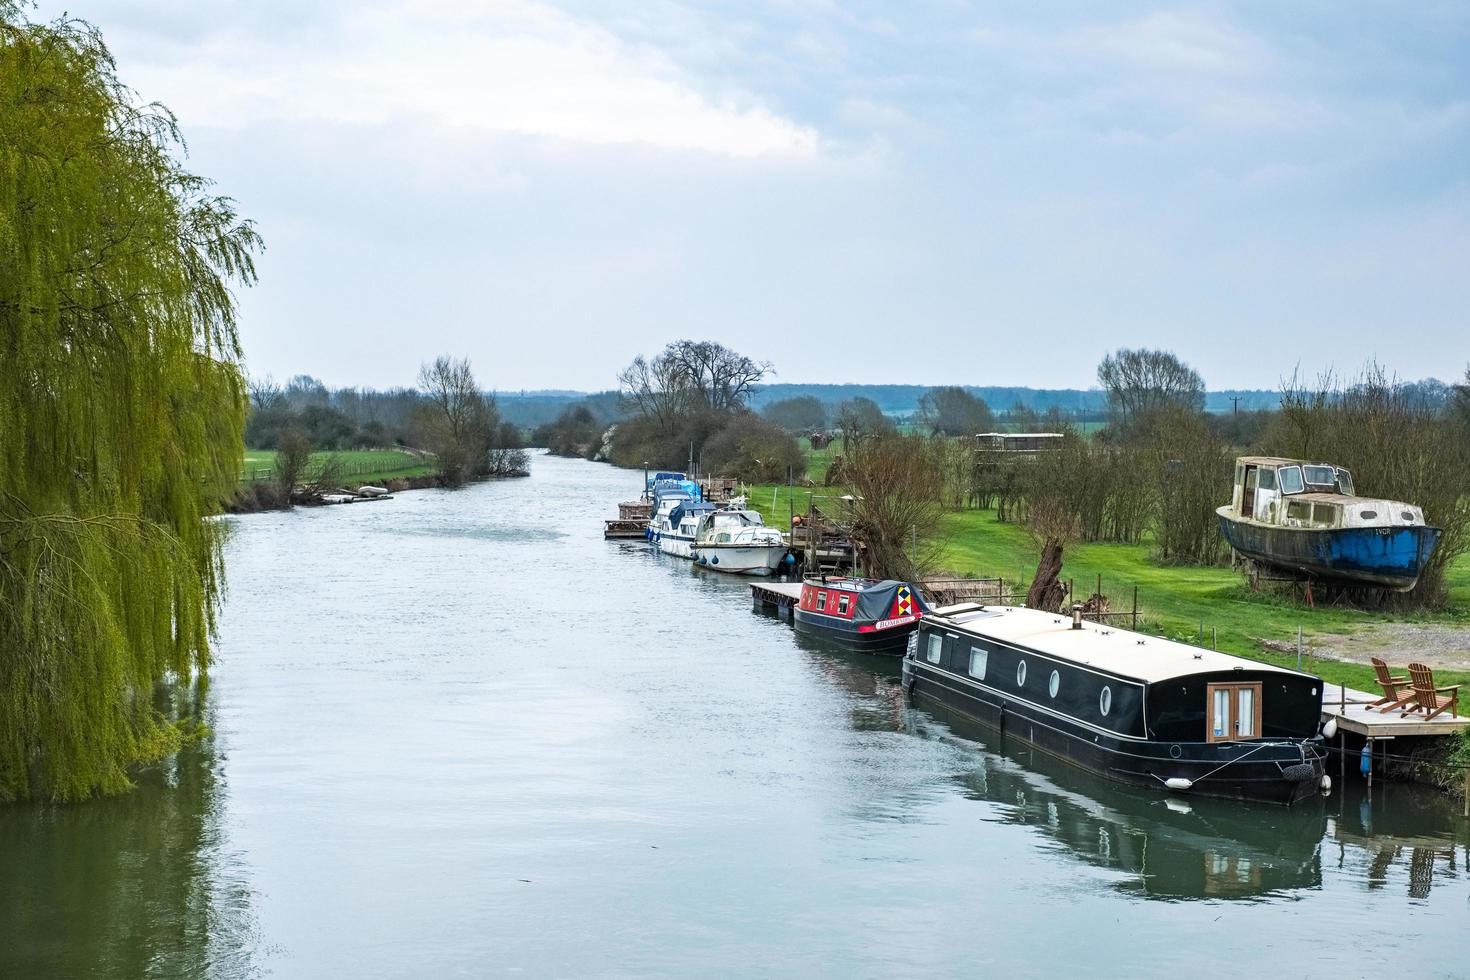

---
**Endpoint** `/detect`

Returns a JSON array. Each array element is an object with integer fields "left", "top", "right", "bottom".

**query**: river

[{"left": 3, "top": 452, "right": 1468, "bottom": 978}]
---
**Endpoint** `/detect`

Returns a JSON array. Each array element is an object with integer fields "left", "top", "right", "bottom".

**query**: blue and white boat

[
  {"left": 1217, "top": 456, "right": 1440, "bottom": 592},
  {"left": 657, "top": 501, "right": 716, "bottom": 559}
]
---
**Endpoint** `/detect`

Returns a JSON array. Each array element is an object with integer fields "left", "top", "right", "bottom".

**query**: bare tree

[
  {"left": 248, "top": 374, "right": 285, "bottom": 412},
  {"left": 1097, "top": 348, "right": 1205, "bottom": 435},
  {"left": 617, "top": 340, "right": 772, "bottom": 428},
  {"left": 415, "top": 356, "right": 498, "bottom": 487},
  {"left": 843, "top": 434, "right": 948, "bottom": 581},
  {"left": 275, "top": 428, "right": 313, "bottom": 505}
]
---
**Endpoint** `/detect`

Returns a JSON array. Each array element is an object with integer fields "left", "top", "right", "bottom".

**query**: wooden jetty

[
  {"left": 751, "top": 581, "right": 803, "bottom": 620},
  {"left": 604, "top": 518, "right": 646, "bottom": 540},
  {"left": 1320, "top": 683, "right": 1469, "bottom": 738}
]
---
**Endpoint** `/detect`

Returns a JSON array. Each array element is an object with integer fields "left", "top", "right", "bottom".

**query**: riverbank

[
  {"left": 228, "top": 448, "right": 528, "bottom": 514},
  {"left": 739, "top": 483, "right": 1470, "bottom": 699}
]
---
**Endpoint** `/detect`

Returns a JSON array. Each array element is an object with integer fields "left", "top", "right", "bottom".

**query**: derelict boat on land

[
  {"left": 1217, "top": 456, "right": 1439, "bottom": 592},
  {"left": 793, "top": 577, "right": 931, "bottom": 654},
  {"left": 902, "top": 603, "right": 1330, "bottom": 805}
]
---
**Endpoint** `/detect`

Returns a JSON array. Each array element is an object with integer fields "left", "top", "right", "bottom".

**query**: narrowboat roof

[{"left": 926, "top": 604, "right": 1312, "bottom": 684}]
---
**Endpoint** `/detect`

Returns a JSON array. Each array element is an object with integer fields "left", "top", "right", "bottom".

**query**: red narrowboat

[{"left": 793, "top": 577, "right": 931, "bottom": 654}]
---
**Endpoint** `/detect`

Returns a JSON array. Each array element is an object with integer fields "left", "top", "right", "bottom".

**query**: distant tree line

[{"left": 245, "top": 358, "right": 527, "bottom": 493}]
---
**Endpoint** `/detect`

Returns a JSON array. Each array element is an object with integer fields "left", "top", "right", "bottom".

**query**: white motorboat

[{"left": 691, "top": 509, "right": 788, "bottom": 576}]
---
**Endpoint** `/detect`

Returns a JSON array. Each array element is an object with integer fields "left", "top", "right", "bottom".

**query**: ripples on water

[{"left": 2, "top": 452, "right": 1467, "bottom": 979}]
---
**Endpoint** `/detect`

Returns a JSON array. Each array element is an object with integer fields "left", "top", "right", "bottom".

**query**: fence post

[{"left": 1132, "top": 586, "right": 1137, "bottom": 630}]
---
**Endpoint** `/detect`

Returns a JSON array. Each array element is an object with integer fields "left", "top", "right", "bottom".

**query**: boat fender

[
  {"left": 1360, "top": 742, "right": 1372, "bottom": 777},
  {"left": 1281, "top": 763, "right": 1317, "bottom": 783},
  {"left": 1320, "top": 717, "right": 1337, "bottom": 740},
  {"left": 711, "top": 555, "right": 719, "bottom": 565},
  {"left": 1164, "top": 777, "right": 1193, "bottom": 791},
  {"left": 1320, "top": 774, "right": 1333, "bottom": 793}
]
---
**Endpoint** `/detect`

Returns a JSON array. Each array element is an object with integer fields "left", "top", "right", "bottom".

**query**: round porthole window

[
  {"left": 1016, "top": 660, "right": 1027, "bottom": 687},
  {"left": 1049, "top": 670, "right": 1060, "bottom": 698},
  {"left": 1099, "top": 686, "right": 1112, "bottom": 716}
]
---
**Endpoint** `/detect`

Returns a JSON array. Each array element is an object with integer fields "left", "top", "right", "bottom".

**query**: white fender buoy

[
  {"left": 1320, "top": 774, "right": 1333, "bottom": 793},
  {"left": 1164, "top": 777, "right": 1193, "bottom": 791},
  {"left": 1321, "top": 718, "right": 1338, "bottom": 740}
]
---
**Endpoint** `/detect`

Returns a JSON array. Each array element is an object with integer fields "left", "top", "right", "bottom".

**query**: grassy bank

[
  {"left": 741, "top": 478, "right": 1470, "bottom": 695},
  {"left": 240, "top": 448, "right": 436, "bottom": 487}
]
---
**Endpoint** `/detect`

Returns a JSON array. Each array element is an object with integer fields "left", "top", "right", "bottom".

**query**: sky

[{"left": 38, "top": 1, "right": 1470, "bottom": 391}]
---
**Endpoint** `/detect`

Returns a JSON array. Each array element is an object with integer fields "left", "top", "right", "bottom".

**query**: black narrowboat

[
  {"left": 793, "top": 577, "right": 931, "bottom": 654},
  {"left": 902, "top": 603, "right": 1330, "bottom": 805}
]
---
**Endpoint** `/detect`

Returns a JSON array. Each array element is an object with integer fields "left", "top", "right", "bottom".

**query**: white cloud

[{"left": 112, "top": 0, "right": 820, "bottom": 159}]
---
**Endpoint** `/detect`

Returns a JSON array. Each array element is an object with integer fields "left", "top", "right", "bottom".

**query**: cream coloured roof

[{"left": 927, "top": 604, "right": 1309, "bottom": 684}]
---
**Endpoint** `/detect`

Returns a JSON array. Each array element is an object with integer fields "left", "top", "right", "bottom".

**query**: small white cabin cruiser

[{"left": 691, "top": 510, "right": 788, "bottom": 576}]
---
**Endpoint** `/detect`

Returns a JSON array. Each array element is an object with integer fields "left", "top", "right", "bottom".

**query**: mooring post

[
  {"left": 1212, "top": 626, "right": 1217, "bottom": 651},
  {"left": 1296, "top": 625, "right": 1303, "bottom": 671}
]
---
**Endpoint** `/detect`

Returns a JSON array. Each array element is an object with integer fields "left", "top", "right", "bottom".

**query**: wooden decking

[
  {"left": 1320, "top": 683, "right": 1470, "bottom": 737},
  {"left": 751, "top": 581, "right": 803, "bottom": 620}
]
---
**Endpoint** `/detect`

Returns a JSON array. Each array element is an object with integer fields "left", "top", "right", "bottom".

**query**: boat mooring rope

[{"left": 1152, "top": 740, "right": 1293, "bottom": 790}]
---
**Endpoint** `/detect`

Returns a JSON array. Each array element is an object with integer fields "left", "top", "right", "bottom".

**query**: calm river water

[{"left": 4, "top": 452, "right": 1469, "bottom": 978}]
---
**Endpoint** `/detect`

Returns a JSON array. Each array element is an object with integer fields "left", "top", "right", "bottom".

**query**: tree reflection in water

[
  {"left": 787, "top": 622, "right": 1468, "bottom": 903},
  {"left": 0, "top": 683, "right": 261, "bottom": 979}
]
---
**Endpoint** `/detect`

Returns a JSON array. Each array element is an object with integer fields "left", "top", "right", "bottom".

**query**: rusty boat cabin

[
  {"left": 793, "top": 577, "right": 931, "bottom": 654},
  {"left": 903, "top": 604, "right": 1329, "bottom": 805},
  {"left": 1217, "top": 456, "right": 1440, "bottom": 591}
]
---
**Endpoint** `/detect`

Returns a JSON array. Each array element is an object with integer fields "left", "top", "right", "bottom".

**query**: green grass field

[
  {"left": 240, "top": 448, "right": 436, "bottom": 486},
  {"left": 741, "top": 474, "right": 1470, "bottom": 695}
]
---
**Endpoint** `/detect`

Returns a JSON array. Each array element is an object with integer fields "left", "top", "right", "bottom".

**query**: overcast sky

[{"left": 49, "top": 1, "right": 1470, "bottom": 391}]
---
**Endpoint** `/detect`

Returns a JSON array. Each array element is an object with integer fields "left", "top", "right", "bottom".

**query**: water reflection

[
  {"left": 0, "top": 684, "right": 260, "bottom": 979},
  {"left": 773, "top": 603, "right": 1468, "bottom": 904}
]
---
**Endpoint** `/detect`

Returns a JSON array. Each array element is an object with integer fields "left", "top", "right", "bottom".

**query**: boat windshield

[
  {"left": 1278, "top": 466, "right": 1305, "bottom": 494},
  {"left": 1302, "top": 465, "right": 1337, "bottom": 487},
  {"left": 1336, "top": 468, "right": 1355, "bottom": 495}
]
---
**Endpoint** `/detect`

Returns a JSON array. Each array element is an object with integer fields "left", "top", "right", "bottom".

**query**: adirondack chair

[
  {"left": 1400, "top": 663, "right": 1460, "bottom": 721},
  {"left": 1368, "top": 657, "right": 1415, "bottom": 713}
]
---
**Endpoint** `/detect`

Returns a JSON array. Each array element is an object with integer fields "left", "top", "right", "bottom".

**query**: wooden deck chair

[
  {"left": 1368, "top": 657, "right": 1415, "bottom": 713},
  {"left": 1400, "top": 663, "right": 1460, "bottom": 721}
]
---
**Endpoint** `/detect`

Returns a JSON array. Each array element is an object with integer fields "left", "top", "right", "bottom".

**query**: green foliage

[
  {"left": 916, "top": 386, "right": 994, "bottom": 437},
  {"left": 0, "top": 12, "right": 259, "bottom": 799},
  {"left": 701, "top": 413, "right": 805, "bottom": 483},
  {"left": 761, "top": 395, "right": 828, "bottom": 433},
  {"left": 532, "top": 404, "right": 604, "bottom": 458}
]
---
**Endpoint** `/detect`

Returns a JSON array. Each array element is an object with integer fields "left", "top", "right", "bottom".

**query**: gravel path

[{"left": 1306, "top": 622, "right": 1470, "bottom": 671}]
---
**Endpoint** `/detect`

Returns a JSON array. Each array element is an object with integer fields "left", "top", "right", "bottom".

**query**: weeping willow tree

[{"left": 0, "top": 9, "right": 260, "bottom": 801}]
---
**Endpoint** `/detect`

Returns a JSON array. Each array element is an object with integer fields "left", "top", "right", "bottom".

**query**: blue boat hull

[{"left": 1218, "top": 514, "right": 1440, "bottom": 591}]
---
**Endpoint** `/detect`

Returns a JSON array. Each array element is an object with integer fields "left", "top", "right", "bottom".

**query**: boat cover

[
  {"left": 668, "top": 501, "right": 717, "bottom": 526},
  {"left": 856, "top": 581, "right": 933, "bottom": 622}
]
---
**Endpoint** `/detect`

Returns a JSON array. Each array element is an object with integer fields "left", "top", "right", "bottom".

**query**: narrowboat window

[
  {"left": 1359, "top": 510, "right": 1378, "bottom": 521},
  {"left": 1312, "top": 503, "right": 1339, "bottom": 527},
  {"left": 1401, "top": 511, "right": 1415, "bottom": 522},
  {"left": 1286, "top": 500, "right": 1312, "bottom": 524},
  {"left": 816, "top": 591, "right": 827, "bottom": 611},
  {"left": 1099, "top": 686, "right": 1112, "bottom": 716},
  {"left": 1256, "top": 468, "right": 1277, "bottom": 491},
  {"left": 968, "top": 646, "right": 987, "bottom": 680},
  {"left": 1303, "top": 465, "right": 1335, "bottom": 486},
  {"left": 1016, "top": 660, "right": 1027, "bottom": 687},
  {"left": 1048, "top": 670, "right": 1060, "bottom": 698},
  {"left": 1237, "top": 688, "right": 1256, "bottom": 737},
  {"left": 838, "top": 594, "right": 850, "bottom": 614},
  {"left": 1279, "top": 466, "right": 1305, "bottom": 494},
  {"left": 1211, "top": 688, "right": 1230, "bottom": 739},
  {"left": 1336, "top": 469, "right": 1354, "bottom": 495},
  {"left": 926, "top": 633, "right": 942, "bottom": 664}
]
